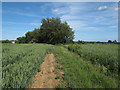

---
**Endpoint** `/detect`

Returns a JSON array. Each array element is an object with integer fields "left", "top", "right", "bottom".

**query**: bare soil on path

[{"left": 31, "top": 53, "right": 59, "bottom": 88}]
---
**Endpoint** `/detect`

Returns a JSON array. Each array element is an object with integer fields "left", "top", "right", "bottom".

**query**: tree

[
  {"left": 77, "top": 40, "right": 85, "bottom": 44},
  {"left": 2, "top": 40, "right": 11, "bottom": 43},
  {"left": 25, "top": 32, "right": 33, "bottom": 43},
  {"left": 32, "top": 28, "right": 41, "bottom": 43},
  {"left": 16, "top": 17, "right": 74, "bottom": 44},
  {"left": 108, "top": 40, "right": 112, "bottom": 43},
  {"left": 113, "top": 40, "right": 117, "bottom": 43},
  {"left": 17, "top": 36, "right": 26, "bottom": 43},
  {"left": 29, "top": 39, "right": 38, "bottom": 43},
  {"left": 78, "top": 40, "right": 83, "bottom": 44},
  {"left": 40, "top": 17, "right": 74, "bottom": 44}
]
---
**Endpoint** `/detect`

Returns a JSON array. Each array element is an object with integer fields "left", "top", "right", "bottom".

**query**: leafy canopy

[{"left": 17, "top": 17, "right": 74, "bottom": 44}]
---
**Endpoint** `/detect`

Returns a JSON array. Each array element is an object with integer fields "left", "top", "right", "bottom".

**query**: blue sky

[{"left": 2, "top": 2, "right": 118, "bottom": 41}]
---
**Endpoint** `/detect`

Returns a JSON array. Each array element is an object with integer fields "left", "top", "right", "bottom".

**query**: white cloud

[
  {"left": 108, "top": 25, "right": 117, "bottom": 29},
  {"left": 67, "top": 20, "right": 86, "bottom": 30},
  {"left": 5, "top": 21, "right": 41, "bottom": 26},
  {"left": 104, "top": 6, "right": 107, "bottom": 8},
  {"left": 52, "top": 7, "right": 70, "bottom": 15},
  {"left": 5, "top": 22, "right": 26, "bottom": 25},
  {"left": 98, "top": 6, "right": 107, "bottom": 10},
  {"left": 29, "top": 23, "right": 41, "bottom": 26},
  {"left": 61, "top": 15, "right": 81, "bottom": 21},
  {"left": 114, "top": 8, "right": 120, "bottom": 11},
  {"left": 14, "top": 11, "right": 40, "bottom": 17},
  {"left": 52, "top": 9, "right": 58, "bottom": 12},
  {"left": 59, "top": 4, "right": 116, "bottom": 32},
  {"left": 3, "top": 10, "right": 40, "bottom": 17}
]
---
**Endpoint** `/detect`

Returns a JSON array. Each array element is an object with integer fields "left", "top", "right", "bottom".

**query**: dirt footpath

[{"left": 31, "top": 53, "right": 59, "bottom": 88}]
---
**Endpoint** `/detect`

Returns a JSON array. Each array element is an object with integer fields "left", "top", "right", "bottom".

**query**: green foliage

[
  {"left": 107, "top": 40, "right": 117, "bottom": 43},
  {"left": 77, "top": 40, "right": 85, "bottom": 44},
  {"left": 37, "top": 68, "right": 41, "bottom": 72},
  {"left": 68, "top": 44, "right": 81, "bottom": 54},
  {"left": 2, "top": 44, "right": 52, "bottom": 88},
  {"left": 113, "top": 40, "right": 117, "bottom": 43},
  {"left": 108, "top": 40, "right": 112, "bottom": 43},
  {"left": 55, "top": 76, "right": 60, "bottom": 79},
  {"left": 17, "top": 17, "right": 74, "bottom": 44},
  {"left": 53, "top": 46, "right": 118, "bottom": 88},
  {"left": 29, "top": 39, "right": 38, "bottom": 43},
  {"left": 40, "top": 17, "right": 74, "bottom": 44},
  {"left": 2, "top": 40, "right": 11, "bottom": 43},
  {"left": 2, "top": 43, "right": 118, "bottom": 88},
  {"left": 67, "top": 44, "right": 118, "bottom": 76},
  {"left": 17, "top": 36, "right": 26, "bottom": 43},
  {"left": 46, "top": 47, "right": 53, "bottom": 54}
]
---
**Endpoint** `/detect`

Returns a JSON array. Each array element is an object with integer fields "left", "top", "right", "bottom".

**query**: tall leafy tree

[
  {"left": 16, "top": 17, "right": 74, "bottom": 44},
  {"left": 25, "top": 32, "right": 33, "bottom": 43},
  {"left": 113, "top": 40, "right": 117, "bottom": 43},
  {"left": 40, "top": 17, "right": 74, "bottom": 44},
  {"left": 108, "top": 40, "right": 112, "bottom": 43},
  {"left": 17, "top": 36, "right": 26, "bottom": 43}
]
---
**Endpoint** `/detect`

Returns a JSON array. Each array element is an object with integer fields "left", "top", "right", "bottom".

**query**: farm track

[{"left": 31, "top": 53, "right": 59, "bottom": 88}]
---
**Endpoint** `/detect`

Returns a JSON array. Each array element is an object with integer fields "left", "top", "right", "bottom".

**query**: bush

[
  {"left": 68, "top": 44, "right": 81, "bottom": 54},
  {"left": 2, "top": 40, "right": 11, "bottom": 43},
  {"left": 37, "top": 68, "right": 41, "bottom": 72}
]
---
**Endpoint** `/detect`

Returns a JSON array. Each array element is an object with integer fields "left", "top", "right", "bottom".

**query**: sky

[{"left": 2, "top": 2, "right": 118, "bottom": 42}]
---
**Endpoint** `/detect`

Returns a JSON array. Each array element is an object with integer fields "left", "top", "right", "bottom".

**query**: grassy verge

[{"left": 53, "top": 46, "right": 118, "bottom": 88}]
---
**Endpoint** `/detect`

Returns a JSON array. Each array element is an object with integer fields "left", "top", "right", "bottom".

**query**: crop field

[
  {"left": 53, "top": 45, "right": 118, "bottom": 88},
  {"left": 2, "top": 1, "right": 119, "bottom": 88},
  {"left": 67, "top": 44, "right": 118, "bottom": 75},
  {"left": 2, "top": 44, "right": 52, "bottom": 88},
  {"left": 2, "top": 43, "right": 119, "bottom": 88}
]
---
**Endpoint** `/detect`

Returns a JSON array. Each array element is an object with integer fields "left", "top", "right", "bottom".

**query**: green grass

[
  {"left": 67, "top": 44, "right": 118, "bottom": 76},
  {"left": 55, "top": 76, "right": 60, "bottom": 79},
  {"left": 2, "top": 43, "right": 52, "bottom": 88},
  {"left": 53, "top": 46, "right": 118, "bottom": 88},
  {"left": 37, "top": 68, "right": 41, "bottom": 72},
  {"left": 2, "top": 43, "right": 119, "bottom": 88}
]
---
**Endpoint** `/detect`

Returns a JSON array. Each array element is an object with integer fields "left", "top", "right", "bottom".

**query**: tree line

[
  {"left": 16, "top": 17, "right": 74, "bottom": 44},
  {"left": 2, "top": 17, "right": 118, "bottom": 44},
  {"left": 76, "top": 40, "right": 118, "bottom": 44}
]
